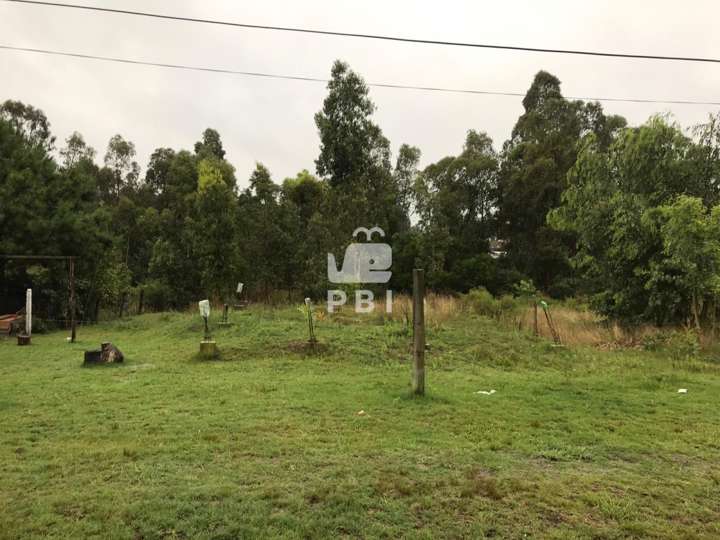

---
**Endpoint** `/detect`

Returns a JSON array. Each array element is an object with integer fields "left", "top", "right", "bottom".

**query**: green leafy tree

[
  {"left": 194, "top": 177, "right": 240, "bottom": 300},
  {"left": 414, "top": 130, "right": 499, "bottom": 291},
  {"left": 0, "top": 99, "right": 55, "bottom": 151},
  {"left": 148, "top": 132, "right": 239, "bottom": 305},
  {"left": 237, "top": 164, "right": 294, "bottom": 300},
  {"left": 60, "top": 132, "right": 95, "bottom": 169},
  {"left": 393, "top": 144, "right": 421, "bottom": 216},
  {"left": 314, "top": 60, "right": 407, "bottom": 245},
  {"left": 315, "top": 60, "right": 389, "bottom": 188},
  {"left": 499, "top": 71, "right": 626, "bottom": 295},
  {"left": 194, "top": 128, "right": 226, "bottom": 160},
  {"left": 280, "top": 170, "right": 330, "bottom": 296},
  {"left": 0, "top": 107, "right": 110, "bottom": 321},
  {"left": 688, "top": 113, "right": 720, "bottom": 207},
  {"left": 102, "top": 134, "right": 140, "bottom": 203},
  {"left": 654, "top": 195, "right": 720, "bottom": 329},
  {"left": 550, "top": 116, "right": 710, "bottom": 324}
]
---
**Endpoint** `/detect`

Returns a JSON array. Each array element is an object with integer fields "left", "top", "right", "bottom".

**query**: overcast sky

[{"left": 2, "top": 0, "right": 719, "bottom": 188}]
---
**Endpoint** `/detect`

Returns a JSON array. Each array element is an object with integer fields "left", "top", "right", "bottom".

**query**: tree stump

[
  {"left": 17, "top": 334, "right": 30, "bottom": 346},
  {"left": 199, "top": 340, "right": 219, "bottom": 359},
  {"left": 84, "top": 342, "right": 124, "bottom": 364},
  {"left": 101, "top": 342, "right": 124, "bottom": 363},
  {"left": 84, "top": 350, "right": 102, "bottom": 363}
]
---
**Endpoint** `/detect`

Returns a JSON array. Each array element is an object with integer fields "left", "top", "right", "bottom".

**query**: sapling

[{"left": 299, "top": 297, "right": 317, "bottom": 344}]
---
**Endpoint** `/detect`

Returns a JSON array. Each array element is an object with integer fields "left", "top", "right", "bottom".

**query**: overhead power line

[
  {"left": 3, "top": 0, "right": 720, "bottom": 64},
  {"left": 2, "top": 45, "right": 719, "bottom": 107}
]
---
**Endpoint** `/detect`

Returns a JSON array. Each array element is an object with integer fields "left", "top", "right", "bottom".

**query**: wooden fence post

[{"left": 412, "top": 269, "right": 425, "bottom": 396}]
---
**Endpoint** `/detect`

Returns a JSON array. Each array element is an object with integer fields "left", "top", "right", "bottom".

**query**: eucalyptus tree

[
  {"left": 102, "top": 134, "right": 140, "bottom": 203},
  {"left": 414, "top": 130, "right": 499, "bottom": 291},
  {"left": 498, "top": 71, "right": 626, "bottom": 295},
  {"left": 314, "top": 60, "right": 407, "bottom": 245}
]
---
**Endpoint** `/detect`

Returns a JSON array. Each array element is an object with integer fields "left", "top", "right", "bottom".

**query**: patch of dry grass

[
  {"left": 310, "top": 290, "right": 716, "bottom": 353},
  {"left": 515, "top": 304, "right": 611, "bottom": 346},
  {"left": 388, "top": 293, "right": 461, "bottom": 328}
]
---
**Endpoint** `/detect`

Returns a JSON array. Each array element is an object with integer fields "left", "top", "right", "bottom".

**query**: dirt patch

[{"left": 285, "top": 340, "right": 330, "bottom": 356}]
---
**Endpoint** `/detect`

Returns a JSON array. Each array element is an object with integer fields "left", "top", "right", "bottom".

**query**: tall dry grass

[
  {"left": 352, "top": 292, "right": 636, "bottom": 347},
  {"left": 514, "top": 304, "right": 609, "bottom": 346},
  {"left": 388, "top": 293, "right": 461, "bottom": 328},
  {"left": 316, "top": 290, "right": 716, "bottom": 351},
  {"left": 507, "top": 302, "right": 716, "bottom": 350},
  {"left": 311, "top": 292, "right": 461, "bottom": 330}
]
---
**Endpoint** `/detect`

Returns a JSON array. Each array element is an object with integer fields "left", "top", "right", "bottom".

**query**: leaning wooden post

[
  {"left": 69, "top": 257, "right": 77, "bottom": 343},
  {"left": 540, "top": 301, "right": 561, "bottom": 345},
  {"left": 412, "top": 269, "right": 425, "bottom": 396}
]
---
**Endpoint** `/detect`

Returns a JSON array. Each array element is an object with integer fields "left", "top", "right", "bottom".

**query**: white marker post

[
  {"left": 26, "top": 288, "right": 32, "bottom": 337},
  {"left": 17, "top": 288, "right": 32, "bottom": 345},
  {"left": 198, "top": 299, "right": 217, "bottom": 359}
]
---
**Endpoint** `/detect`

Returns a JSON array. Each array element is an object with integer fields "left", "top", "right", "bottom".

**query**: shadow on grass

[
  {"left": 284, "top": 340, "right": 331, "bottom": 357},
  {"left": 81, "top": 360, "right": 128, "bottom": 369},
  {"left": 396, "top": 391, "right": 453, "bottom": 406},
  {"left": 189, "top": 345, "right": 257, "bottom": 362}
]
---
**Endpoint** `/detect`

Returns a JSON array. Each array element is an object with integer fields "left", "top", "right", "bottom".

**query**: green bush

[
  {"left": 547, "top": 278, "right": 578, "bottom": 299},
  {"left": 560, "top": 296, "right": 591, "bottom": 312},
  {"left": 31, "top": 317, "right": 50, "bottom": 334},
  {"left": 512, "top": 279, "right": 537, "bottom": 298},
  {"left": 498, "top": 294, "right": 520, "bottom": 318},
  {"left": 643, "top": 329, "right": 700, "bottom": 360},
  {"left": 666, "top": 330, "right": 701, "bottom": 361},
  {"left": 143, "top": 279, "right": 173, "bottom": 312},
  {"left": 641, "top": 334, "right": 664, "bottom": 352},
  {"left": 463, "top": 287, "right": 501, "bottom": 318}
]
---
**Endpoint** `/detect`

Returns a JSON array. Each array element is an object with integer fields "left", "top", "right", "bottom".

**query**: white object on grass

[
  {"left": 476, "top": 389, "right": 496, "bottom": 395},
  {"left": 236, "top": 282, "right": 244, "bottom": 295},
  {"left": 304, "top": 297, "right": 311, "bottom": 307},
  {"left": 678, "top": 388, "right": 688, "bottom": 394},
  {"left": 198, "top": 299, "right": 210, "bottom": 318}
]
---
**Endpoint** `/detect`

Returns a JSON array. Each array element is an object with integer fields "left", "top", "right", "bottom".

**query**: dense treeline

[{"left": 1, "top": 61, "right": 719, "bottom": 329}]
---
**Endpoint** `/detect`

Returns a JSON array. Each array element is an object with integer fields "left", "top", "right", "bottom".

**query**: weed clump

[
  {"left": 643, "top": 329, "right": 701, "bottom": 360},
  {"left": 463, "top": 287, "right": 501, "bottom": 318}
]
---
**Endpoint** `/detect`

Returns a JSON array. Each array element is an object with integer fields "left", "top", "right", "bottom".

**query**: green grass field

[{"left": 1, "top": 308, "right": 719, "bottom": 539}]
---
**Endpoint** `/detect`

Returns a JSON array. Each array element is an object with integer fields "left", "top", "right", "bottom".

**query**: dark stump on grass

[
  {"left": 84, "top": 342, "right": 124, "bottom": 364},
  {"left": 84, "top": 349, "right": 102, "bottom": 363},
  {"left": 101, "top": 342, "right": 124, "bottom": 363},
  {"left": 199, "top": 340, "right": 219, "bottom": 359}
]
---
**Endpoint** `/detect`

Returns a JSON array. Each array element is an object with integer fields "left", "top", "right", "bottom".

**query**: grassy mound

[{"left": 1, "top": 307, "right": 719, "bottom": 538}]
